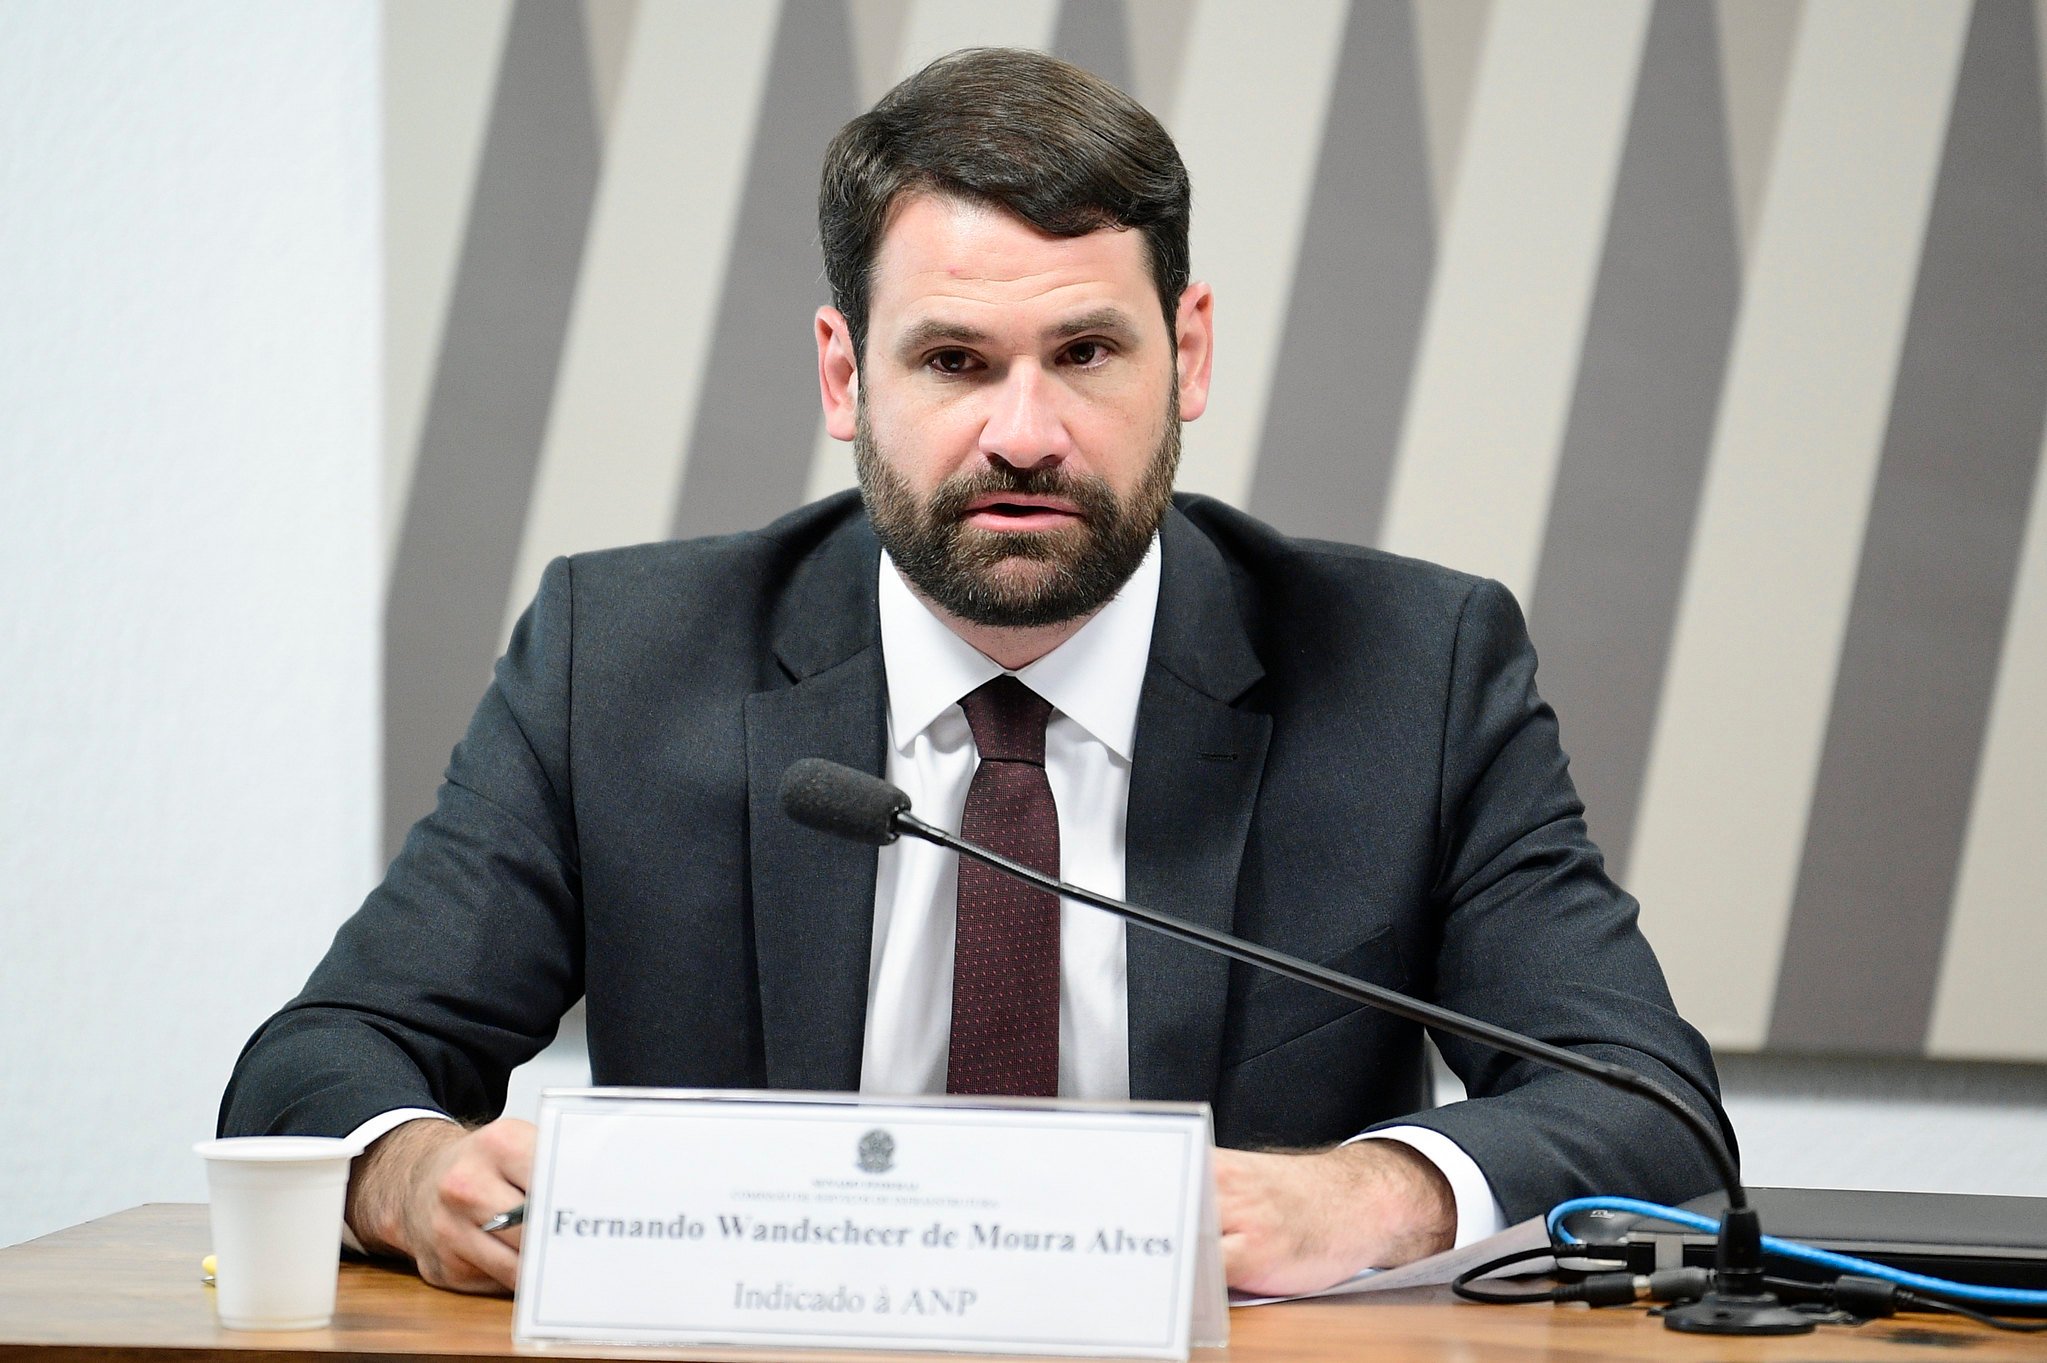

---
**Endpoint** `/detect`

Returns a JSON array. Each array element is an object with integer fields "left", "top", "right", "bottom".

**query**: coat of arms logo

[{"left": 856, "top": 1128, "right": 895, "bottom": 1174}]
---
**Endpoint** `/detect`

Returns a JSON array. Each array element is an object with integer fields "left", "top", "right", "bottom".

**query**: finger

[
  {"left": 1219, "top": 1229, "right": 1248, "bottom": 1278},
  {"left": 460, "top": 1123, "right": 535, "bottom": 1254},
  {"left": 1212, "top": 1176, "right": 1275, "bottom": 1234},
  {"left": 424, "top": 1243, "right": 518, "bottom": 1296},
  {"left": 437, "top": 1153, "right": 526, "bottom": 1228},
  {"left": 504, "top": 1119, "right": 537, "bottom": 1189},
  {"left": 1219, "top": 1230, "right": 1277, "bottom": 1292},
  {"left": 418, "top": 1248, "right": 497, "bottom": 1295},
  {"left": 427, "top": 1212, "right": 524, "bottom": 1295},
  {"left": 475, "top": 1119, "right": 537, "bottom": 1192},
  {"left": 458, "top": 1227, "right": 523, "bottom": 1293},
  {"left": 1210, "top": 1154, "right": 1256, "bottom": 1216}
]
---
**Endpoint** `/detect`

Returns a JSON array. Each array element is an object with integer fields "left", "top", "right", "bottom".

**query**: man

[{"left": 222, "top": 48, "right": 1727, "bottom": 1299}]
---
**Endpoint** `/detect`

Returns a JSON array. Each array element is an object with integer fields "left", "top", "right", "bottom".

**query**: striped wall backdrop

[{"left": 382, "top": 0, "right": 2047, "bottom": 1063}]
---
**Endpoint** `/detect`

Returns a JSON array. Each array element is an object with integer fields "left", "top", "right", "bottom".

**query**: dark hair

[{"left": 818, "top": 47, "right": 1191, "bottom": 362}]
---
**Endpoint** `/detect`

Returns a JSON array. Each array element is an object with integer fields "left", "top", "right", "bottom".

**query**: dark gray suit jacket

[{"left": 221, "top": 492, "right": 1728, "bottom": 1222}]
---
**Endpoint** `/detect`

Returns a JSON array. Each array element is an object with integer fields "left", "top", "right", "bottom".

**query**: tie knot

[{"left": 959, "top": 676, "right": 1052, "bottom": 765}]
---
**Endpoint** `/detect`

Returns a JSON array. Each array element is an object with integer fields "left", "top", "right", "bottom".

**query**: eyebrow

[
  {"left": 1053, "top": 307, "right": 1143, "bottom": 346},
  {"left": 891, "top": 307, "right": 1145, "bottom": 362},
  {"left": 893, "top": 319, "right": 992, "bottom": 360}
]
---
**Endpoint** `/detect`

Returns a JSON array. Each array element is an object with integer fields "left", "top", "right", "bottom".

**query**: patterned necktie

[{"left": 947, "top": 676, "right": 1061, "bottom": 1097}]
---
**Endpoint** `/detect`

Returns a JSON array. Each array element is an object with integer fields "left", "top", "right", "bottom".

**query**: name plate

[{"left": 513, "top": 1088, "right": 1226, "bottom": 1358}]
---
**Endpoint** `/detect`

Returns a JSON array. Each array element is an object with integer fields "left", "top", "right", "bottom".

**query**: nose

[{"left": 979, "top": 362, "right": 1073, "bottom": 470}]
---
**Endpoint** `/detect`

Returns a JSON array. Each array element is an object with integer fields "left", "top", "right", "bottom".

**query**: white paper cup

[{"left": 193, "top": 1136, "right": 357, "bottom": 1330}]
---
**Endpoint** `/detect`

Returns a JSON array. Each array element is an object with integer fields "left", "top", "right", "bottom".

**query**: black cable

[
  {"left": 1901, "top": 1292, "right": 2047, "bottom": 1333},
  {"left": 1451, "top": 1245, "right": 1629, "bottom": 1304},
  {"left": 1458, "top": 1243, "right": 2047, "bottom": 1335},
  {"left": 1758, "top": 1274, "right": 2047, "bottom": 1333}
]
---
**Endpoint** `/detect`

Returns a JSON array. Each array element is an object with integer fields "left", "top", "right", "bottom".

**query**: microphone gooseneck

[{"left": 778, "top": 757, "right": 1806, "bottom": 1334}]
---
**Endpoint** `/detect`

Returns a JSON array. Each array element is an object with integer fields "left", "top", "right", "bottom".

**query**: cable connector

[
  {"left": 1830, "top": 1275, "right": 1901, "bottom": 1320},
  {"left": 1551, "top": 1267, "right": 1713, "bottom": 1308},
  {"left": 1553, "top": 1273, "right": 1641, "bottom": 1307},
  {"left": 1645, "top": 1268, "right": 1712, "bottom": 1303}
]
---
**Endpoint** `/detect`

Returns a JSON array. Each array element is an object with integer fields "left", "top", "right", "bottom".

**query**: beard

[{"left": 854, "top": 396, "right": 1181, "bottom": 630}]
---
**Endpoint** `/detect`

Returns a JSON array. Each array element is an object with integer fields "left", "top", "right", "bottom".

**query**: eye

[
  {"left": 926, "top": 348, "right": 979, "bottom": 376},
  {"left": 1062, "top": 339, "right": 1111, "bottom": 369}
]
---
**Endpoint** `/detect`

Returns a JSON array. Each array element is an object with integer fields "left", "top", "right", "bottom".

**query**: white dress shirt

[
  {"left": 858, "top": 541, "right": 1155, "bottom": 1099},
  {"left": 347, "top": 538, "right": 1505, "bottom": 1250}
]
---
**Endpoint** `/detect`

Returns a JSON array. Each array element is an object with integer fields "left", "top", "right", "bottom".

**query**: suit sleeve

[
  {"left": 1383, "top": 576, "right": 1733, "bottom": 1222},
  {"left": 217, "top": 557, "right": 584, "bottom": 1138}
]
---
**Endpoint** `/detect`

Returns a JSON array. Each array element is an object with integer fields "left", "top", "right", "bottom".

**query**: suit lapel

[
  {"left": 746, "top": 515, "right": 888, "bottom": 1093},
  {"left": 1125, "top": 509, "right": 1271, "bottom": 1102}
]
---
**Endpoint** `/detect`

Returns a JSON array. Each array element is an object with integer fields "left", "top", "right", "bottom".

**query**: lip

[{"left": 960, "top": 494, "right": 1083, "bottom": 532}]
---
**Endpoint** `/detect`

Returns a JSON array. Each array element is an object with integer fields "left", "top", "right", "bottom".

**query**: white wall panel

[{"left": 0, "top": 0, "right": 380, "bottom": 1247}]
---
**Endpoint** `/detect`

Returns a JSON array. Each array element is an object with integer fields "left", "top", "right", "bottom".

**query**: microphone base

[{"left": 1661, "top": 1289, "right": 1815, "bottom": 1335}]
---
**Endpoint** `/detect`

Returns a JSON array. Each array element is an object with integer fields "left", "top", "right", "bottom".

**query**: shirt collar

[{"left": 878, "top": 537, "right": 1161, "bottom": 763}]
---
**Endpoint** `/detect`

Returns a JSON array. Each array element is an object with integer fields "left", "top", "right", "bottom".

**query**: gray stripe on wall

[
  {"left": 671, "top": 0, "right": 857, "bottom": 539},
  {"left": 1053, "top": 0, "right": 1133, "bottom": 92},
  {"left": 1526, "top": 0, "right": 1739, "bottom": 870},
  {"left": 1769, "top": 0, "right": 2047, "bottom": 1053},
  {"left": 1246, "top": 0, "right": 1432, "bottom": 544},
  {"left": 385, "top": 0, "right": 599, "bottom": 857}
]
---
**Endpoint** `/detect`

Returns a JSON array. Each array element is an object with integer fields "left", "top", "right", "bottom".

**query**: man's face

[{"left": 822, "top": 194, "right": 1212, "bottom": 629}]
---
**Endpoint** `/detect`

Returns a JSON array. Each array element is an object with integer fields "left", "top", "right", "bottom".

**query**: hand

[
  {"left": 345, "top": 1116, "right": 535, "bottom": 1295},
  {"left": 1213, "top": 1141, "right": 1455, "bottom": 1296}
]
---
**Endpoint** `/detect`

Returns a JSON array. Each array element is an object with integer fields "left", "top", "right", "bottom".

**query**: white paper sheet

[{"left": 1230, "top": 1213, "right": 1554, "bottom": 1305}]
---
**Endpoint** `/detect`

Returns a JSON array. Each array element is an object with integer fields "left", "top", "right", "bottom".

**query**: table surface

[{"left": 1, "top": 1205, "right": 2039, "bottom": 1362}]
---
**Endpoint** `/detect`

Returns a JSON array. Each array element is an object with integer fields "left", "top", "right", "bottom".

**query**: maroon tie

[{"left": 947, "top": 676, "right": 1061, "bottom": 1097}]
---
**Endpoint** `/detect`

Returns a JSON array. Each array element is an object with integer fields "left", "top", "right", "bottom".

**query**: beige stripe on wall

[
  {"left": 804, "top": 0, "right": 1064, "bottom": 506},
  {"left": 382, "top": 0, "right": 513, "bottom": 570},
  {"left": 1928, "top": 445, "right": 2047, "bottom": 1060},
  {"left": 1166, "top": 0, "right": 1350, "bottom": 508},
  {"left": 503, "top": 0, "right": 779, "bottom": 641},
  {"left": 1715, "top": 0, "right": 1804, "bottom": 266},
  {"left": 892, "top": 0, "right": 1059, "bottom": 77},
  {"left": 849, "top": 0, "right": 913, "bottom": 107},
  {"left": 1410, "top": 0, "right": 1493, "bottom": 227},
  {"left": 1627, "top": 0, "right": 1971, "bottom": 1051},
  {"left": 582, "top": 0, "right": 639, "bottom": 133},
  {"left": 1379, "top": 0, "right": 1651, "bottom": 605},
  {"left": 804, "top": 400, "right": 859, "bottom": 504},
  {"left": 1126, "top": 0, "right": 1196, "bottom": 115}
]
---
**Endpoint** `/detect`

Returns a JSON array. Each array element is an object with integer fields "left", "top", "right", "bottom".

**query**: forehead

[{"left": 866, "top": 194, "right": 1158, "bottom": 340}]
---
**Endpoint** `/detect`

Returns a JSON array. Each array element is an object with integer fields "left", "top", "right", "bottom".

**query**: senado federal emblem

[{"left": 856, "top": 1128, "right": 895, "bottom": 1174}]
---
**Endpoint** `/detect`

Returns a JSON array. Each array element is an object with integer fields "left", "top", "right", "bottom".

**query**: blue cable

[{"left": 1546, "top": 1196, "right": 2047, "bottom": 1310}]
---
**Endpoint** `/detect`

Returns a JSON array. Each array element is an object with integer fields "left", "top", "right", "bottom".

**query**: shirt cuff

[
  {"left": 338, "top": 1108, "right": 455, "bottom": 1254},
  {"left": 1350, "top": 1125, "right": 1507, "bottom": 1250}
]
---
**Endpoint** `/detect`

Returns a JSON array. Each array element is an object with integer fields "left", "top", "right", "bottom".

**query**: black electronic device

[{"left": 1612, "top": 1187, "right": 2047, "bottom": 1307}]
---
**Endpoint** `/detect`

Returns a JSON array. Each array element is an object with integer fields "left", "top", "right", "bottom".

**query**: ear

[
  {"left": 817, "top": 306, "right": 860, "bottom": 440},
  {"left": 1172, "top": 282, "right": 1214, "bottom": 421}
]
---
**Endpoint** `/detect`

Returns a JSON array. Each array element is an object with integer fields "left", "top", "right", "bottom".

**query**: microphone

[
  {"left": 780, "top": 756, "right": 909, "bottom": 845},
  {"left": 780, "top": 758, "right": 1808, "bottom": 1334}
]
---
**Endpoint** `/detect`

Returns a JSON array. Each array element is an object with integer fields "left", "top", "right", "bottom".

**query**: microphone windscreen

[{"left": 779, "top": 758, "right": 910, "bottom": 845}]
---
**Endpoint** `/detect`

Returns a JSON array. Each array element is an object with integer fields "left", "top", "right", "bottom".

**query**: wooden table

[{"left": 1, "top": 1205, "right": 2038, "bottom": 1362}]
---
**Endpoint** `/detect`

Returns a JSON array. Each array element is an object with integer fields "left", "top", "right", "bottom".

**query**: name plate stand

[{"left": 513, "top": 1088, "right": 1227, "bottom": 1358}]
